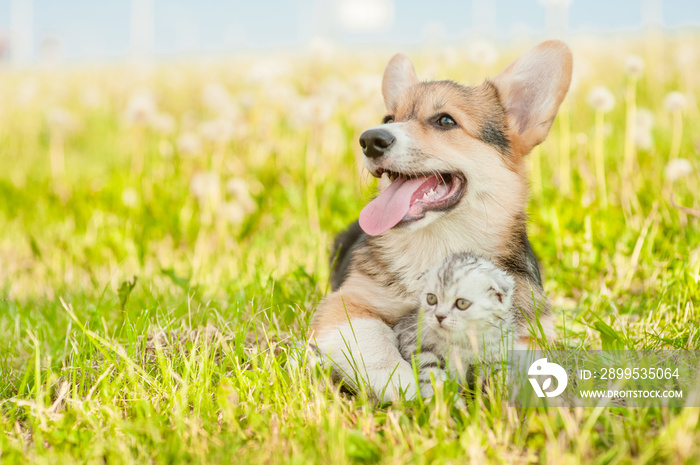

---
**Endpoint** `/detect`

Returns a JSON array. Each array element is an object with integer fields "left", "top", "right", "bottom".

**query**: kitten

[{"left": 394, "top": 253, "right": 516, "bottom": 397}]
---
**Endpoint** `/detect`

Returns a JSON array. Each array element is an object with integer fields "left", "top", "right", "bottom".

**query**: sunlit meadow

[{"left": 1, "top": 32, "right": 699, "bottom": 464}]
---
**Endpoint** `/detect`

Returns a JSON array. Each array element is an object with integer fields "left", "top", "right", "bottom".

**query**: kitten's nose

[{"left": 436, "top": 315, "right": 446, "bottom": 325}]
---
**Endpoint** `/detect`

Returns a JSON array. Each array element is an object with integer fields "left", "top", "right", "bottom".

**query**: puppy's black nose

[
  {"left": 436, "top": 315, "right": 446, "bottom": 324},
  {"left": 359, "top": 128, "right": 395, "bottom": 159}
]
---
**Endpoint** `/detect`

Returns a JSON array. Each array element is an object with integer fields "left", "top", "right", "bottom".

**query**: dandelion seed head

[
  {"left": 264, "top": 83, "right": 299, "bottom": 110},
  {"left": 190, "top": 172, "right": 221, "bottom": 204},
  {"left": 676, "top": 45, "right": 695, "bottom": 67},
  {"left": 124, "top": 89, "right": 158, "bottom": 126},
  {"left": 587, "top": 86, "right": 615, "bottom": 113},
  {"left": 150, "top": 112, "right": 176, "bottom": 135},
  {"left": 17, "top": 80, "right": 38, "bottom": 106},
  {"left": 635, "top": 108, "right": 655, "bottom": 130},
  {"left": 297, "top": 96, "right": 334, "bottom": 126},
  {"left": 218, "top": 202, "right": 247, "bottom": 224},
  {"left": 351, "top": 74, "right": 380, "bottom": 100},
  {"left": 226, "top": 178, "right": 256, "bottom": 213},
  {"left": 46, "top": 107, "right": 78, "bottom": 134},
  {"left": 664, "top": 91, "right": 687, "bottom": 112},
  {"left": 634, "top": 128, "right": 653, "bottom": 151},
  {"left": 177, "top": 132, "right": 202, "bottom": 156},
  {"left": 308, "top": 36, "right": 336, "bottom": 61},
  {"left": 247, "top": 59, "right": 288, "bottom": 84},
  {"left": 121, "top": 188, "right": 140, "bottom": 208},
  {"left": 624, "top": 55, "right": 644, "bottom": 77},
  {"left": 158, "top": 140, "right": 174, "bottom": 158},
  {"left": 238, "top": 92, "right": 256, "bottom": 111},
  {"left": 199, "top": 118, "right": 235, "bottom": 143},
  {"left": 664, "top": 158, "right": 693, "bottom": 182},
  {"left": 81, "top": 87, "right": 102, "bottom": 109},
  {"left": 202, "top": 83, "right": 235, "bottom": 115},
  {"left": 318, "top": 77, "right": 353, "bottom": 104}
]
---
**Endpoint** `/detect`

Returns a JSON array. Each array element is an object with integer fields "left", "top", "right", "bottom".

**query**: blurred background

[
  {"left": 0, "top": 0, "right": 698, "bottom": 64},
  {"left": 0, "top": 0, "right": 697, "bottom": 307}
]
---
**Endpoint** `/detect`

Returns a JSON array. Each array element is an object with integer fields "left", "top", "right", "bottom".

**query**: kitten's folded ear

[{"left": 488, "top": 269, "right": 516, "bottom": 304}]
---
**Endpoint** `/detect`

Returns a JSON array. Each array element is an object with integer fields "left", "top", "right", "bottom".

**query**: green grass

[{"left": 1, "top": 35, "right": 699, "bottom": 464}]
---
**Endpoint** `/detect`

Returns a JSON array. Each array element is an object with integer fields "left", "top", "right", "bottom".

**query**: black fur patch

[
  {"left": 330, "top": 220, "right": 365, "bottom": 290},
  {"left": 480, "top": 120, "right": 510, "bottom": 154},
  {"left": 495, "top": 216, "right": 542, "bottom": 287}
]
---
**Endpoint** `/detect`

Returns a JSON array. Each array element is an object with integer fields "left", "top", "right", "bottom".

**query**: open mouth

[{"left": 358, "top": 169, "right": 466, "bottom": 236}]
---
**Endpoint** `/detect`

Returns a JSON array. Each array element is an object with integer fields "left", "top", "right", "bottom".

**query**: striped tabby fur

[{"left": 394, "top": 253, "right": 515, "bottom": 397}]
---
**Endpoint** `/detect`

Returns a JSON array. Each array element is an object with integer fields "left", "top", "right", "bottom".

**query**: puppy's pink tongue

[{"left": 359, "top": 176, "right": 429, "bottom": 236}]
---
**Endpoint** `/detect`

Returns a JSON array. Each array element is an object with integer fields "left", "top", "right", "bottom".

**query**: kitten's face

[{"left": 420, "top": 258, "right": 514, "bottom": 341}]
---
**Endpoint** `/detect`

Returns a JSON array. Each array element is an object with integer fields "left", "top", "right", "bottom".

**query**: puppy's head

[{"left": 358, "top": 41, "right": 572, "bottom": 237}]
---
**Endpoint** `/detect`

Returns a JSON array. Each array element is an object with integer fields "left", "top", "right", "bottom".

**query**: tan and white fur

[{"left": 311, "top": 41, "right": 572, "bottom": 402}]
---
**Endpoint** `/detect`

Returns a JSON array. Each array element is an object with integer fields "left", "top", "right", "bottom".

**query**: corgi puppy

[{"left": 311, "top": 41, "right": 572, "bottom": 402}]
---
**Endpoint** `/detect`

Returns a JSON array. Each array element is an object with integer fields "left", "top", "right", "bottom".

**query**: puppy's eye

[
  {"left": 383, "top": 115, "right": 395, "bottom": 124},
  {"left": 455, "top": 298, "right": 471, "bottom": 310},
  {"left": 426, "top": 293, "right": 438, "bottom": 305},
  {"left": 437, "top": 115, "right": 456, "bottom": 127}
]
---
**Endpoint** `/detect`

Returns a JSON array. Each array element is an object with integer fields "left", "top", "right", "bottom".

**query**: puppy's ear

[
  {"left": 382, "top": 53, "right": 419, "bottom": 111},
  {"left": 492, "top": 40, "right": 572, "bottom": 156}
]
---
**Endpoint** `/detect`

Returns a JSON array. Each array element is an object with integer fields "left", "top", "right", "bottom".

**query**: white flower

[
  {"left": 635, "top": 108, "right": 655, "bottom": 130},
  {"left": 297, "top": 96, "right": 334, "bottom": 126},
  {"left": 124, "top": 89, "right": 157, "bottom": 126},
  {"left": 226, "top": 178, "right": 256, "bottom": 212},
  {"left": 190, "top": 172, "right": 221, "bottom": 205},
  {"left": 46, "top": 107, "right": 78, "bottom": 134},
  {"left": 664, "top": 158, "right": 693, "bottom": 182},
  {"left": 176, "top": 132, "right": 202, "bottom": 156},
  {"left": 676, "top": 45, "right": 695, "bottom": 67},
  {"left": 634, "top": 129, "right": 653, "bottom": 150},
  {"left": 352, "top": 74, "right": 381, "bottom": 99},
  {"left": 218, "top": 202, "right": 247, "bottom": 224},
  {"left": 81, "top": 87, "right": 102, "bottom": 109},
  {"left": 468, "top": 40, "right": 498, "bottom": 66},
  {"left": 238, "top": 92, "right": 256, "bottom": 111},
  {"left": 664, "top": 92, "right": 687, "bottom": 112},
  {"left": 159, "top": 140, "right": 174, "bottom": 158},
  {"left": 198, "top": 118, "right": 234, "bottom": 143},
  {"left": 587, "top": 86, "right": 615, "bottom": 113},
  {"left": 247, "top": 59, "right": 289, "bottom": 84},
  {"left": 264, "top": 83, "right": 299, "bottom": 108},
  {"left": 121, "top": 188, "right": 140, "bottom": 208},
  {"left": 150, "top": 112, "right": 176, "bottom": 135},
  {"left": 308, "top": 36, "right": 336, "bottom": 61},
  {"left": 17, "top": 80, "right": 38, "bottom": 105},
  {"left": 625, "top": 55, "right": 644, "bottom": 77},
  {"left": 202, "top": 83, "right": 235, "bottom": 115}
]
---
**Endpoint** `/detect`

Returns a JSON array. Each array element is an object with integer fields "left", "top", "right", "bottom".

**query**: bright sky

[{"left": 0, "top": 0, "right": 698, "bottom": 61}]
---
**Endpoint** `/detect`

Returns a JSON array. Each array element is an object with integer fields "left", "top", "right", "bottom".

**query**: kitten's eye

[
  {"left": 426, "top": 293, "right": 438, "bottom": 305},
  {"left": 436, "top": 115, "right": 456, "bottom": 127},
  {"left": 383, "top": 115, "right": 395, "bottom": 124},
  {"left": 455, "top": 298, "right": 472, "bottom": 310}
]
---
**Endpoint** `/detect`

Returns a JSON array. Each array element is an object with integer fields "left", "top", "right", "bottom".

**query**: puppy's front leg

[{"left": 312, "top": 291, "right": 418, "bottom": 403}]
